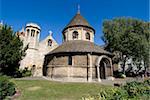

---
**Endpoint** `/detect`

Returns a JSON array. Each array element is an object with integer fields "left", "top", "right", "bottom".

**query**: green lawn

[{"left": 12, "top": 80, "right": 112, "bottom": 100}]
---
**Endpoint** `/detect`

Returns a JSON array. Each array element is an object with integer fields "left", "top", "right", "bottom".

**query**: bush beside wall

[{"left": 0, "top": 75, "right": 16, "bottom": 99}]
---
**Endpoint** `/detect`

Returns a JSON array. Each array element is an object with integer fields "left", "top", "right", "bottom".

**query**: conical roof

[
  {"left": 67, "top": 13, "right": 91, "bottom": 27},
  {"left": 63, "top": 13, "right": 94, "bottom": 32},
  {"left": 46, "top": 40, "right": 112, "bottom": 56}
]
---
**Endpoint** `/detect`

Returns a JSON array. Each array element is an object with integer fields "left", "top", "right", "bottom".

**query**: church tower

[
  {"left": 25, "top": 23, "right": 41, "bottom": 48},
  {"left": 19, "top": 22, "right": 58, "bottom": 76},
  {"left": 62, "top": 5, "right": 95, "bottom": 42},
  {"left": 19, "top": 23, "right": 41, "bottom": 70}
]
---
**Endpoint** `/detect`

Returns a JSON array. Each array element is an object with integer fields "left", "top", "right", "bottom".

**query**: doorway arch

[
  {"left": 96, "top": 55, "right": 113, "bottom": 80},
  {"left": 100, "top": 60, "right": 106, "bottom": 79}
]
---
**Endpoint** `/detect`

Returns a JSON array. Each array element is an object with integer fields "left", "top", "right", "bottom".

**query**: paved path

[{"left": 13, "top": 76, "right": 149, "bottom": 86}]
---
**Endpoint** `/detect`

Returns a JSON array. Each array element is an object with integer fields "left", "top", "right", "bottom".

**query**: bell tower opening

[
  {"left": 72, "top": 31, "right": 79, "bottom": 40},
  {"left": 25, "top": 23, "right": 41, "bottom": 48}
]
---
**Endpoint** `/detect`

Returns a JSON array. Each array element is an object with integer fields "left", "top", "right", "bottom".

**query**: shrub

[
  {"left": 123, "top": 80, "right": 150, "bottom": 98},
  {"left": 144, "top": 79, "right": 150, "bottom": 86},
  {"left": 13, "top": 67, "right": 32, "bottom": 78},
  {"left": 12, "top": 69, "right": 22, "bottom": 78},
  {"left": 82, "top": 79, "right": 150, "bottom": 100},
  {"left": 82, "top": 88, "right": 128, "bottom": 100},
  {"left": 20, "top": 67, "right": 32, "bottom": 77},
  {"left": 113, "top": 71, "right": 126, "bottom": 78},
  {"left": 7, "top": 82, "right": 16, "bottom": 96},
  {"left": 0, "top": 75, "right": 16, "bottom": 99}
]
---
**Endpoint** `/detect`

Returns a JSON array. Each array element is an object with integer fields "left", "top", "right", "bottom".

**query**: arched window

[
  {"left": 31, "top": 30, "right": 35, "bottom": 37},
  {"left": 31, "top": 65, "right": 36, "bottom": 76},
  {"left": 37, "top": 31, "right": 39, "bottom": 34},
  {"left": 36, "top": 31, "right": 39, "bottom": 38},
  {"left": 48, "top": 39, "right": 52, "bottom": 46},
  {"left": 72, "top": 31, "right": 78, "bottom": 40},
  {"left": 63, "top": 35, "right": 66, "bottom": 41},
  {"left": 86, "top": 32, "right": 90, "bottom": 40},
  {"left": 27, "top": 29, "right": 30, "bottom": 36}
]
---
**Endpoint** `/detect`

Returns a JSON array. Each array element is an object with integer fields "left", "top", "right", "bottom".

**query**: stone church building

[
  {"left": 17, "top": 10, "right": 114, "bottom": 82},
  {"left": 17, "top": 23, "right": 58, "bottom": 76}
]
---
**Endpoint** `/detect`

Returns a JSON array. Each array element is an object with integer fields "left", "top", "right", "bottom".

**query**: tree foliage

[
  {"left": 0, "top": 25, "right": 25, "bottom": 76},
  {"left": 102, "top": 18, "right": 150, "bottom": 73}
]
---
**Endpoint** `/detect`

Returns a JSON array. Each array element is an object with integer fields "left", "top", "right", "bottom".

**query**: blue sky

[{"left": 0, "top": 0, "right": 149, "bottom": 45}]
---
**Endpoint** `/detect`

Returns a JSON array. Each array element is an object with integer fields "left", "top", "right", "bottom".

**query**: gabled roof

[{"left": 39, "top": 34, "right": 58, "bottom": 46}]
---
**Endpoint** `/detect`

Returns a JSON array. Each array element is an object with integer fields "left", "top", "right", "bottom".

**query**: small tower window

[
  {"left": 48, "top": 39, "right": 52, "bottom": 46},
  {"left": 31, "top": 30, "right": 35, "bottom": 37},
  {"left": 63, "top": 35, "right": 66, "bottom": 41},
  {"left": 37, "top": 31, "right": 39, "bottom": 34},
  {"left": 36, "top": 31, "right": 39, "bottom": 38},
  {"left": 86, "top": 32, "right": 90, "bottom": 40},
  {"left": 68, "top": 56, "right": 72, "bottom": 65},
  {"left": 72, "top": 31, "right": 78, "bottom": 40},
  {"left": 27, "top": 29, "right": 30, "bottom": 36}
]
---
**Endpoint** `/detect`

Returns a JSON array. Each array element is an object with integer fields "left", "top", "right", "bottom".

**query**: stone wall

[
  {"left": 74, "top": 55, "right": 87, "bottom": 66},
  {"left": 45, "top": 53, "right": 113, "bottom": 81},
  {"left": 46, "top": 66, "right": 88, "bottom": 78},
  {"left": 46, "top": 54, "right": 99, "bottom": 80}
]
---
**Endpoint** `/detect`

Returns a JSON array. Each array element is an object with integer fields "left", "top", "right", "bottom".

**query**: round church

[{"left": 43, "top": 11, "right": 114, "bottom": 82}]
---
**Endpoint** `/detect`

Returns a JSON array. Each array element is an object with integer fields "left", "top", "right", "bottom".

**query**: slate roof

[
  {"left": 62, "top": 13, "right": 95, "bottom": 32},
  {"left": 46, "top": 40, "right": 112, "bottom": 56}
]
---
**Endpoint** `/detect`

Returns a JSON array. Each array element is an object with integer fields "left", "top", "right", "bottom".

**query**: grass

[{"left": 12, "top": 80, "right": 112, "bottom": 100}]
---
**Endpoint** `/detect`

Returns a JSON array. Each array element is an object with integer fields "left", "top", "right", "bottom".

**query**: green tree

[
  {"left": 0, "top": 25, "right": 25, "bottom": 76},
  {"left": 102, "top": 18, "right": 150, "bottom": 74}
]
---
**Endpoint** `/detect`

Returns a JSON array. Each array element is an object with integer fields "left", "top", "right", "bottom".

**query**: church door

[{"left": 99, "top": 60, "right": 106, "bottom": 79}]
